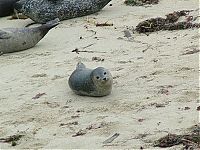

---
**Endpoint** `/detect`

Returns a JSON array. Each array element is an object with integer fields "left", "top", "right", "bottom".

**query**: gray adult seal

[
  {"left": 15, "top": 0, "right": 111, "bottom": 23},
  {"left": 0, "top": 18, "right": 59, "bottom": 54},
  {"left": 68, "top": 62, "right": 113, "bottom": 97},
  {"left": 0, "top": 0, "right": 18, "bottom": 17}
]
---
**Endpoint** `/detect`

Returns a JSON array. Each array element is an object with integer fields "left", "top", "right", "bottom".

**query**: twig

[
  {"left": 142, "top": 44, "right": 152, "bottom": 53},
  {"left": 103, "top": 133, "right": 120, "bottom": 144},
  {"left": 72, "top": 48, "right": 106, "bottom": 54},
  {"left": 72, "top": 129, "right": 87, "bottom": 137},
  {"left": 82, "top": 43, "right": 95, "bottom": 49},
  {"left": 32, "top": 93, "right": 46, "bottom": 99},
  {"left": 96, "top": 22, "right": 113, "bottom": 27}
]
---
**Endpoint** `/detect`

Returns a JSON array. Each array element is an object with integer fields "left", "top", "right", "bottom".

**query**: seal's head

[{"left": 91, "top": 67, "right": 113, "bottom": 88}]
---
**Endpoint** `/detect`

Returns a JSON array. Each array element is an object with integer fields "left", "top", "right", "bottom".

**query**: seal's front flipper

[
  {"left": 25, "top": 22, "right": 37, "bottom": 28},
  {"left": 0, "top": 52, "right": 3, "bottom": 56},
  {"left": 0, "top": 30, "right": 11, "bottom": 39},
  {"left": 76, "top": 62, "right": 86, "bottom": 70}
]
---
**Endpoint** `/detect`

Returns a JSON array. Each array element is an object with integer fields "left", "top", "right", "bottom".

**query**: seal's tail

[
  {"left": 76, "top": 62, "right": 86, "bottom": 70},
  {"left": 44, "top": 18, "right": 60, "bottom": 29},
  {"left": 38, "top": 18, "right": 60, "bottom": 36}
]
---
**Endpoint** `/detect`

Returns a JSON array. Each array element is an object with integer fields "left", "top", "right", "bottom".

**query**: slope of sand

[{"left": 0, "top": 0, "right": 199, "bottom": 149}]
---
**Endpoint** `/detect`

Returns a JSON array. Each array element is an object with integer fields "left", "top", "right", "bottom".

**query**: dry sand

[{"left": 0, "top": 0, "right": 199, "bottom": 149}]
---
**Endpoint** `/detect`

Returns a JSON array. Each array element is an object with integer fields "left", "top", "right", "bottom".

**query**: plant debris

[
  {"left": 32, "top": 93, "right": 46, "bottom": 99},
  {"left": 0, "top": 134, "right": 24, "bottom": 146},
  {"left": 60, "top": 121, "right": 78, "bottom": 126},
  {"left": 11, "top": 141, "right": 17, "bottom": 146},
  {"left": 154, "top": 134, "right": 183, "bottom": 147},
  {"left": 72, "top": 48, "right": 106, "bottom": 54},
  {"left": 124, "top": 0, "right": 159, "bottom": 6},
  {"left": 158, "top": 88, "right": 169, "bottom": 95},
  {"left": 165, "top": 10, "right": 191, "bottom": 23},
  {"left": 135, "top": 10, "right": 200, "bottom": 33},
  {"left": 184, "top": 106, "right": 190, "bottom": 110},
  {"left": 86, "top": 122, "right": 106, "bottom": 130},
  {"left": 150, "top": 103, "right": 166, "bottom": 108},
  {"left": 92, "top": 57, "right": 105, "bottom": 62},
  {"left": 153, "top": 125, "right": 200, "bottom": 149},
  {"left": 71, "top": 114, "right": 80, "bottom": 118},
  {"left": 103, "top": 133, "right": 120, "bottom": 144},
  {"left": 82, "top": 43, "right": 95, "bottom": 49},
  {"left": 72, "top": 129, "right": 87, "bottom": 137},
  {"left": 138, "top": 118, "right": 145, "bottom": 122},
  {"left": 72, "top": 122, "right": 107, "bottom": 137},
  {"left": 96, "top": 22, "right": 113, "bottom": 27}
]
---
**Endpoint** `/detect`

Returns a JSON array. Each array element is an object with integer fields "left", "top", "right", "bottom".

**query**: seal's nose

[{"left": 103, "top": 77, "right": 107, "bottom": 81}]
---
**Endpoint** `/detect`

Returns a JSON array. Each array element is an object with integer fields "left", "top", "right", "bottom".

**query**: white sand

[{"left": 0, "top": 0, "right": 199, "bottom": 149}]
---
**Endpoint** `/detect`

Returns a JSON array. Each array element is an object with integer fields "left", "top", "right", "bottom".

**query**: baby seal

[
  {"left": 0, "top": 18, "right": 59, "bottom": 54},
  {"left": 15, "top": 0, "right": 111, "bottom": 23},
  {"left": 68, "top": 62, "right": 113, "bottom": 97},
  {"left": 0, "top": 0, "right": 18, "bottom": 17}
]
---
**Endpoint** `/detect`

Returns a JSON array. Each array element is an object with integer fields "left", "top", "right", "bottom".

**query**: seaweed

[
  {"left": 153, "top": 125, "right": 200, "bottom": 149},
  {"left": 135, "top": 10, "right": 200, "bottom": 33}
]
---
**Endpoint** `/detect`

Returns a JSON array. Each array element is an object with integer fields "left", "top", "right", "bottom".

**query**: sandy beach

[{"left": 0, "top": 0, "right": 199, "bottom": 149}]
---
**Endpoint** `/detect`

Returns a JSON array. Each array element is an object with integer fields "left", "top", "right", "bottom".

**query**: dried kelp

[
  {"left": 0, "top": 134, "right": 24, "bottom": 146},
  {"left": 135, "top": 10, "right": 200, "bottom": 33},
  {"left": 153, "top": 125, "right": 200, "bottom": 149}
]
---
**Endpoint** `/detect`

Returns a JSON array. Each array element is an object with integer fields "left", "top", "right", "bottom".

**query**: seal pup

[
  {"left": 0, "top": 0, "right": 18, "bottom": 17},
  {"left": 68, "top": 62, "right": 113, "bottom": 97},
  {"left": 0, "top": 18, "right": 59, "bottom": 54},
  {"left": 15, "top": 0, "right": 111, "bottom": 23}
]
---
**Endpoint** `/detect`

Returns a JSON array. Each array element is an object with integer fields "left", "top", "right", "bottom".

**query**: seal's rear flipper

[
  {"left": 45, "top": 18, "right": 60, "bottom": 26},
  {"left": 14, "top": 0, "right": 26, "bottom": 13},
  {"left": 76, "top": 62, "right": 86, "bottom": 70},
  {"left": 44, "top": 18, "right": 60, "bottom": 29},
  {"left": 25, "top": 22, "right": 37, "bottom": 28}
]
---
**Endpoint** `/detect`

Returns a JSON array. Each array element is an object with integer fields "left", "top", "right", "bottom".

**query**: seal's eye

[
  {"left": 96, "top": 76, "right": 100, "bottom": 80},
  {"left": 104, "top": 72, "right": 107, "bottom": 75}
]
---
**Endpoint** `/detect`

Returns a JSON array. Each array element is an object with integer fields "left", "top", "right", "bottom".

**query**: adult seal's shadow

[
  {"left": 0, "top": 18, "right": 59, "bottom": 54},
  {"left": 0, "top": 0, "right": 18, "bottom": 17},
  {"left": 68, "top": 62, "right": 113, "bottom": 97},
  {"left": 15, "top": 0, "right": 111, "bottom": 23}
]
